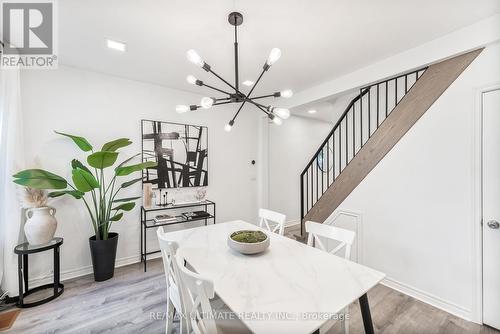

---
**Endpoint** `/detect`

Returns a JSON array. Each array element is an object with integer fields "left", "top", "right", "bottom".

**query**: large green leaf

[
  {"left": 115, "top": 161, "right": 157, "bottom": 176},
  {"left": 112, "top": 202, "right": 135, "bottom": 211},
  {"left": 71, "top": 159, "right": 91, "bottom": 174},
  {"left": 55, "top": 131, "right": 93, "bottom": 152},
  {"left": 113, "top": 196, "right": 141, "bottom": 203},
  {"left": 120, "top": 177, "right": 142, "bottom": 188},
  {"left": 49, "top": 190, "right": 85, "bottom": 199},
  {"left": 109, "top": 212, "right": 123, "bottom": 222},
  {"left": 72, "top": 168, "right": 99, "bottom": 192},
  {"left": 116, "top": 153, "right": 140, "bottom": 168},
  {"left": 13, "top": 169, "right": 67, "bottom": 189},
  {"left": 102, "top": 138, "right": 132, "bottom": 152},
  {"left": 87, "top": 151, "right": 119, "bottom": 169}
]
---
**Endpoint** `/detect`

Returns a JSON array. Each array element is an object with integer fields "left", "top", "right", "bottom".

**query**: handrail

[
  {"left": 300, "top": 66, "right": 429, "bottom": 232},
  {"left": 300, "top": 87, "right": 370, "bottom": 177}
]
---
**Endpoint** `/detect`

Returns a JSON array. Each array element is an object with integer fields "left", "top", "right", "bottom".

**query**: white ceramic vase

[{"left": 24, "top": 206, "right": 58, "bottom": 245}]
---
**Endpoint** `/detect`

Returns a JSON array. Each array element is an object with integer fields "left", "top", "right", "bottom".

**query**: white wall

[
  {"left": 266, "top": 90, "right": 358, "bottom": 224},
  {"left": 268, "top": 116, "right": 331, "bottom": 223},
  {"left": 282, "top": 13, "right": 500, "bottom": 110},
  {"left": 333, "top": 43, "right": 500, "bottom": 321},
  {"left": 19, "top": 66, "right": 259, "bottom": 283}
]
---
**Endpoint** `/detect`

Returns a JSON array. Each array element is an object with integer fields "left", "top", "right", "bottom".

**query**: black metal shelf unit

[{"left": 140, "top": 200, "right": 216, "bottom": 271}]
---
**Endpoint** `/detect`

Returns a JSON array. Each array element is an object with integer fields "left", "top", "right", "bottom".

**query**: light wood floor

[{"left": 2, "top": 226, "right": 498, "bottom": 334}]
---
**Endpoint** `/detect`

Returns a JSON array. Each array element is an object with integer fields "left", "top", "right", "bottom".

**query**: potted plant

[
  {"left": 19, "top": 187, "right": 58, "bottom": 245},
  {"left": 13, "top": 132, "right": 156, "bottom": 281}
]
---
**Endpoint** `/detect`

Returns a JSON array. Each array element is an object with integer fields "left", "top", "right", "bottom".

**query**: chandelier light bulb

[
  {"left": 186, "top": 75, "right": 197, "bottom": 85},
  {"left": 200, "top": 97, "right": 214, "bottom": 109},
  {"left": 267, "top": 48, "right": 282, "bottom": 66},
  {"left": 280, "top": 89, "right": 293, "bottom": 98},
  {"left": 186, "top": 49, "right": 204, "bottom": 67},
  {"left": 175, "top": 105, "right": 189, "bottom": 113},
  {"left": 224, "top": 122, "right": 233, "bottom": 132},
  {"left": 274, "top": 108, "right": 290, "bottom": 119},
  {"left": 273, "top": 116, "right": 283, "bottom": 125}
]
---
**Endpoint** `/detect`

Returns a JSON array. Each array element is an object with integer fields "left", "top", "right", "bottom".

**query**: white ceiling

[{"left": 59, "top": 0, "right": 500, "bottom": 99}]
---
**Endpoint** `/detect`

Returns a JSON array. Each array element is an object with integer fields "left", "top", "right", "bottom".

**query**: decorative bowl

[{"left": 227, "top": 230, "right": 270, "bottom": 255}]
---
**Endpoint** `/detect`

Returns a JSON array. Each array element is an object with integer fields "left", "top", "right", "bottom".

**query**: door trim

[{"left": 473, "top": 84, "right": 500, "bottom": 324}]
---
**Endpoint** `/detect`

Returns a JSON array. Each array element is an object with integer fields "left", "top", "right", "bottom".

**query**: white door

[{"left": 483, "top": 89, "right": 500, "bottom": 330}]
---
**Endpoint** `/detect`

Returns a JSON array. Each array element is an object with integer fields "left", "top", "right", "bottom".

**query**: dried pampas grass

[{"left": 19, "top": 187, "right": 49, "bottom": 208}]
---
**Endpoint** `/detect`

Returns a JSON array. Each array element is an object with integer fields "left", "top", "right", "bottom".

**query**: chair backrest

[
  {"left": 258, "top": 208, "right": 286, "bottom": 235},
  {"left": 156, "top": 227, "right": 182, "bottom": 307},
  {"left": 175, "top": 252, "right": 218, "bottom": 334},
  {"left": 305, "top": 221, "right": 356, "bottom": 260}
]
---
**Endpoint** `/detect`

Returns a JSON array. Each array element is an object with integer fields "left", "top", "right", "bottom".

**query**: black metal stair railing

[{"left": 300, "top": 67, "right": 428, "bottom": 233}]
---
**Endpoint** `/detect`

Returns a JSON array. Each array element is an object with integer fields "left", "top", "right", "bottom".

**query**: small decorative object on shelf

[
  {"left": 143, "top": 183, "right": 153, "bottom": 208},
  {"left": 182, "top": 211, "right": 210, "bottom": 220},
  {"left": 194, "top": 188, "right": 207, "bottom": 202},
  {"left": 228, "top": 230, "right": 270, "bottom": 255},
  {"left": 14, "top": 237, "right": 64, "bottom": 308},
  {"left": 153, "top": 214, "right": 177, "bottom": 224},
  {"left": 140, "top": 200, "right": 216, "bottom": 271},
  {"left": 19, "top": 187, "right": 57, "bottom": 245},
  {"left": 155, "top": 188, "right": 171, "bottom": 206}
]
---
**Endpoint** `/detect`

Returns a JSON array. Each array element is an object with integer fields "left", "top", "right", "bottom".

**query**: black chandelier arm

[
  {"left": 214, "top": 101, "right": 233, "bottom": 106},
  {"left": 201, "top": 82, "right": 233, "bottom": 96},
  {"left": 229, "top": 67, "right": 268, "bottom": 122},
  {"left": 208, "top": 68, "right": 243, "bottom": 96},
  {"left": 214, "top": 97, "right": 232, "bottom": 101},
  {"left": 249, "top": 101, "right": 271, "bottom": 116},
  {"left": 230, "top": 101, "right": 247, "bottom": 122},
  {"left": 245, "top": 98, "right": 269, "bottom": 111},
  {"left": 234, "top": 24, "right": 239, "bottom": 93},
  {"left": 247, "top": 69, "right": 267, "bottom": 97},
  {"left": 249, "top": 92, "right": 281, "bottom": 100},
  {"left": 191, "top": 100, "right": 232, "bottom": 110}
]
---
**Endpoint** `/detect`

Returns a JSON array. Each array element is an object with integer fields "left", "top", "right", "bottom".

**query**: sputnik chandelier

[{"left": 176, "top": 12, "right": 292, "bottom": 132}]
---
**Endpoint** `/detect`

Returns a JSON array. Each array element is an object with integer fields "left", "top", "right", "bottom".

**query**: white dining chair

[
  {"left": 157, "top": 227, "right": 186, "bottom": 334},
  {"left": 175, "top": 252, "right": 251, "bottom": 334},
  {"left": 305, "top": 221, "right": 356, "bottom": 334},
  {"left": 258, "top": 208, "right": 286, "bottom": 235}
]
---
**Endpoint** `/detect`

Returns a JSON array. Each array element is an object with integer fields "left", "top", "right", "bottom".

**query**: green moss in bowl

[{"left": 230, "top": 230, "right": 268, "bottom": 243}]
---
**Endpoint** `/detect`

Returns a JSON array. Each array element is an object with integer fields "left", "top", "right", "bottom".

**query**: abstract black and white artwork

[{"left": 141, "top": 120, "right": 208, "bottom": 188}]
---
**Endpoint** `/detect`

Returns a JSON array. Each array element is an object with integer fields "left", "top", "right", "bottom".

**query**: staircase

[{"left": 299, "top": 49, "right": 483, "bottom": 235}]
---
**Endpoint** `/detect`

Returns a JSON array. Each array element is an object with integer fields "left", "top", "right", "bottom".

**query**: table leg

[
  {"left": 144, "top": 223, "right": 147, "bottom": 272},
  {"left": 17, "top": 254, "right": 23, "bottom": 307},
  {"left": 54, "top": 246, "right": 60, "bottom": 295},
  {"left": 359, "top": 293, "right": 374, "bottom": 334},
  {"left": 140, "top": 209, "right": 143, "bottom": 263},
  {"left": 22, "top": 254, "right": 28, "bottom": 292}
]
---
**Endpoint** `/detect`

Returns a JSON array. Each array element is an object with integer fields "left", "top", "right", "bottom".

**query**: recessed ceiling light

[
  {"left": 242, "top": 80, "right": 254, "bottom": 86},
  {"left": 307, "top": 109, "right": 317, "bottom": 114},
  {"left": 106, "top": 39, "right": 127, "bottom": 52}
]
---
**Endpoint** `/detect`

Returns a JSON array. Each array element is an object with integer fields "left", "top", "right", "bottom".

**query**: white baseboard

[
  {"left": 28, "top": 253, "right": 162, "bottom": 287},
  {"left": 381, "top": 277, "right": 472, "bottom": 321}
]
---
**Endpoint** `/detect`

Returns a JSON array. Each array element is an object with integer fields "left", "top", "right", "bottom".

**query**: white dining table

[{"left": 163, "top": 220, "right": 385, "bottom": 334}]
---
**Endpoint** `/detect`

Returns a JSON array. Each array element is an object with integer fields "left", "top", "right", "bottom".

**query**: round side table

[{"left": 14, "top": 237, "right": 64, "bottom": 308}]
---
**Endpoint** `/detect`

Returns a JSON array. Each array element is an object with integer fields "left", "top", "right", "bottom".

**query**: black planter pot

[{"left": 89, "top": 232, "right": 118, "bottom": 282}]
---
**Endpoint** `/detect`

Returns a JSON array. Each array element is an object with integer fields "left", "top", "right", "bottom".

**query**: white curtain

[{"left": 0, "top": 60, "right": 25, "bottom": 296}]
